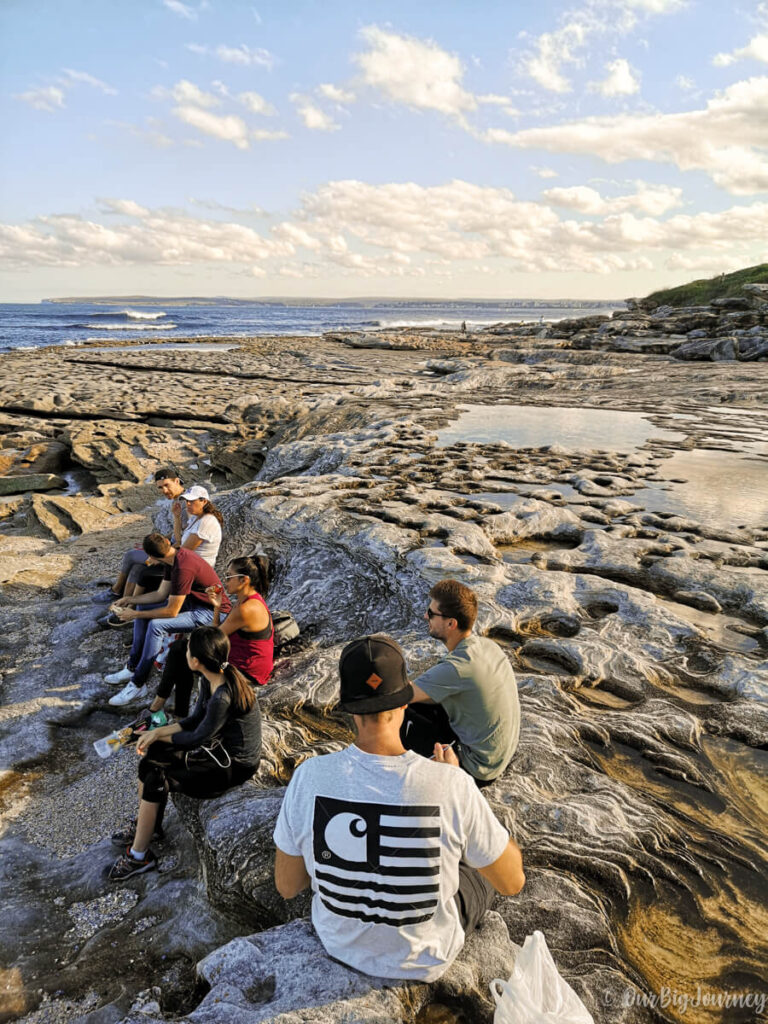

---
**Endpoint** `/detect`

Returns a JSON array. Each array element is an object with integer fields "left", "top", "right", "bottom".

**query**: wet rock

[
  {"left": 0, "top": 473, "right": 66, "bottom": 496},
  {"left": 672, "top": 590, "right": 722, "bottom": 614},
  {"left": 673, "top": 337, "right": 738, "bottom": 361}
]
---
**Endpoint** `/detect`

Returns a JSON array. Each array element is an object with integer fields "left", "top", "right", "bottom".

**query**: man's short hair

[
  {"left": 430, "top": 579, "right": 478, "bottom": 632},
  {"left": 154, "top": 467, "right": 180, "bottom": 482},
  {"left": 143, "top": 532, "right": 171, "bottom": 558}
]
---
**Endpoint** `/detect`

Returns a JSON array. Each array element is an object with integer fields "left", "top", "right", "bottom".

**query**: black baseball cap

[{"left": 339, "top": 635, "right": 414, "bottom": 714}]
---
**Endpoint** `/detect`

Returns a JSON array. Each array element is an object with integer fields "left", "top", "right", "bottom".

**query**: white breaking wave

[
  {"left": 120, "top": 309, "right": 167, "bottom": 320},
  {"left": 86, "top": 322, "right": 177, "bottom": 331}
]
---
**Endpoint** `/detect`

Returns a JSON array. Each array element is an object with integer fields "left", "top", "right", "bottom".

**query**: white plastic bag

[{"left": 490, "top": 931, "right": 594, "bottom": 1024}]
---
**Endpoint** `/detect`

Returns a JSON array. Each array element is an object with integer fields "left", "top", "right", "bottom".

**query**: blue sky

[{"left": 1, "top": 0, "right": 767, "bottom": 300}]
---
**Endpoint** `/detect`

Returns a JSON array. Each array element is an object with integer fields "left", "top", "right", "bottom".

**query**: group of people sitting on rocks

[{"left": 97, "top": 466, "right": 525, "bottom": 982}]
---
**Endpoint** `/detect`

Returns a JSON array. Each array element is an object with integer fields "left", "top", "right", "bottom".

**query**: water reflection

[
  {"left": 437, "top": 404, "right": 686, "bottom": 450},
  {"left": 631, "top": 450, "right": 768, "bottom": 531}
]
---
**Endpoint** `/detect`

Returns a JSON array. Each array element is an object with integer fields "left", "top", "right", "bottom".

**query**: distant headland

[{"left": 42, "top": 295, "right": 621, "bottom": 309}]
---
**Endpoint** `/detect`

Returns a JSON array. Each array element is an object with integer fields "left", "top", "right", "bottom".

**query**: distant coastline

[{"left": 42, "top": 295, "right": 623, "bottom": 309}]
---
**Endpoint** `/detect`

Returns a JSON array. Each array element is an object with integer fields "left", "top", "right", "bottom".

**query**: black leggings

[
  {"left": 139, "top": 741, "right": 256, "bottom": 829},
  {"left": 155, "top": 638, "right": 197, "bottom": 718},
  {"left": 156, "top": 638, "right": 257, "bottom": 718}
]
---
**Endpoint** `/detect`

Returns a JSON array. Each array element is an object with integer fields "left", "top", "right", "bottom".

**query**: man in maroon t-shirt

[{"left": 105, "top": 533, "right": 230, "bottom": 705}]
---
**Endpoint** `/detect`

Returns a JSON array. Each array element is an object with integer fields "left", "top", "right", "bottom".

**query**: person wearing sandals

[
  {"left": 174, "top": 485, "right": 224, "bottom": 568},
  {"left": 146, "top": 555, "right": 274, "bottom": 719},
  {"left": 108, "top": 626, "right": 262, "bottom": 881}
]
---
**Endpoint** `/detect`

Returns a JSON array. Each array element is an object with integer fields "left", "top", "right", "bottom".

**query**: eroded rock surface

[{"left": 1, "top": 325, "right": 767, "bottom": 1024}]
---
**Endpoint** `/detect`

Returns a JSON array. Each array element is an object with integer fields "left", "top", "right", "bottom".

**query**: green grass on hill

[{"left": 644, "top": 263, "right": 768, "bottom": 308}]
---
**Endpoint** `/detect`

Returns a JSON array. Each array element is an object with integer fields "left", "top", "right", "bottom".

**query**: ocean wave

[
  {"left": 85, "top": 309, "right": 167, "bottom": 320},
  {"left": 70, "top": 322, "right": 177, "bottom": 331},
  {"left": 121, "top": 309, "right": 167, "bottom": 320}
]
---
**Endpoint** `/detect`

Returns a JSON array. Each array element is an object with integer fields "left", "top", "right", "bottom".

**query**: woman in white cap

[{"left": 174, "top": 485, "right": 223, "bottom": 567}]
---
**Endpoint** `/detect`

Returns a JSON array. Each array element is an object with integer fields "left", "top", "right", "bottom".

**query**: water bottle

[{"left": 93, "top": 727, "right": 132, "bottom": 758}]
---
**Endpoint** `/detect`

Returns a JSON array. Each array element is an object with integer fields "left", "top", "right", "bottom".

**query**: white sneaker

[
  {"left": 109, "top": 682, "right": 148, "bottom": 706},
  {"left": 105, "top": 666, "right": 133, "bottom": 685}
]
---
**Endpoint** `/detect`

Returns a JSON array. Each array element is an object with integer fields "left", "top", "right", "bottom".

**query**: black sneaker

[
  {"left": 108, "top": 847, "right": 157, "bottom": 881},
  {"left": 111, "top": 820, "right": 165, "bottom": 847}
]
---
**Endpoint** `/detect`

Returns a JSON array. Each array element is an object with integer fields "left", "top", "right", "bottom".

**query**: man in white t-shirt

[{"left": 273, "top": 635, "right": 525, "bottom": 981}]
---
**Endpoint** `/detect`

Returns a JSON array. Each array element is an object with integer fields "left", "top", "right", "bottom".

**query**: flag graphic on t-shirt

[{"left": 313, "top": 795, "right": 441, "bottom": 926}]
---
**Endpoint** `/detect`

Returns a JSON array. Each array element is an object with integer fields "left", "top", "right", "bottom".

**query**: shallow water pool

[
  {"left": 631, "top": 450, "right": 768, "bottom": 532},
  {"left": 437, "top": 404, "right": 686, "bottom": 451}
]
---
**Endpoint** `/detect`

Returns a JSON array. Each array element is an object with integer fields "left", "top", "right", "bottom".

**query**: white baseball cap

[{"left": 181, "top": 485, "right": 210, "bottom": 501}]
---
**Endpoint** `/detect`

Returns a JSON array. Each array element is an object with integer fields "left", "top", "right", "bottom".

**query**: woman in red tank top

[
  {"left": 149, "top": 555, "right": 274, "bottom": 718},
  {"left": 209, "top": 555, "right": 274, "bottom": 685}
]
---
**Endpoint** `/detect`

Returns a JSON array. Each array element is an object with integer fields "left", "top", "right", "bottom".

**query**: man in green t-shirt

[{"left": 402, "top": 579, "right": 520, "bottom": 785}]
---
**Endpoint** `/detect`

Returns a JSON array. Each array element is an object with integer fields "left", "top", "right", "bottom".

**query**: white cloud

[
  {"left": 172, "top": 105, "right": 251, "bottom": 148},
  {"left": 675, "top": 74, "right": 695, "bottom": 91},
  {"left": 353, "top": 25, "right": 477, "bottom": 119},
  {"left": 518, "top": 0, "right": 685, "bottom": 93},
  {"left": 15, "top": 86, "right": 65, "bottom": 112},
  {"left": 61, "top": 69, "right": 117, "bottom": 95},
  {"left": 163, "top": 0, "right": 197, "bottom": 20},
  {"left": 251, "top": 128, "right": 289, "bottom": 141},
  {"left": 3, "top": 182, "right": 766, "bottom": 282},
  {"left": 664, "top": 252, "right": 744, "bottom": 273},
  {"left": 217, "top": 44, "right": 275, "bottom": 68},
  {"left": 187, "top": 42, "right": 276, "bottom": 69},
  {"left": 0, "top": 205, "right": 282, "bottom": 270},
  {"left": 290, "top": 94, "right": 340, "bottom": 131},
  {"left": 482, "top": 76, "right": 768, "bottom": 195},
  {"left": 523, "top": 24, "right": 585, "bottom": 93},
  {"left": 590, "top": 58, "right": 640, "bottom": 96},
  {"left": 531, "top": 165, "right": 559, "bottom": 178},
  {"left": 154, "top": 79, "right": 220, "bottom": 108},
  {"left": 107, "top": 118, "right": 175, "bottom": 149},
  {"left": 713, "top": 34, "right": 768, "bottom": 67},
  {"left": 542, "top": 182, "right": 683, "bottom": 215},
  {"left": 100, "top": 199, "right": 151, "bottom": 218},
  {"left": 317, "top": 83, "right": 356, "bottom": 104},
  {"left": 238, "top": 91, "right": 276, "bottom": 115}
]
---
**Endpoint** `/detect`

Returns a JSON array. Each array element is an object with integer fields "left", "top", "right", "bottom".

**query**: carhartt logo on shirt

[
  {"left": 365, "top": 672, "right": 383, "bottom": 689},
  {"left": 313, "top": 796, "right": 441, "bottom": 927}
]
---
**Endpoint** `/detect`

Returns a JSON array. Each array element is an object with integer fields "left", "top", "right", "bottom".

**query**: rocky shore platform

[{"left": 1, "top": 293, "right": 767, "bottom": 1024}]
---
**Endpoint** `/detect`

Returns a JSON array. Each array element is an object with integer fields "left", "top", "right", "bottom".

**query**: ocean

[{"left": 0, "top": 299, "right": 622, "bottom": 351}]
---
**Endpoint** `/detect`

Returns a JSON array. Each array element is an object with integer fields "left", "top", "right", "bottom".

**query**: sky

[{"left": 1, "top": 0, "right": 767, "bottom": 302}]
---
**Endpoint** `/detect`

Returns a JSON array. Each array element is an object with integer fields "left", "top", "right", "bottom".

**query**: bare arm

[
  {"left": 477, "top": 839, "right": 525, "bottom": 896},
  {"left": 410, "top": 682, "right": 435, "bottom": 704},
  {"left": 122, "top": 579, "right": 172, "bottom": 606},
  {"left": 172, "top": 501, "right": 183, "bottom": 547},
  {"left": 274, "top": 848, "right": 311, "bottom": 899},
  {"left": 181, "top": 533, "right": 202, "bottom": 552},
  {"left": 130, "top": 593, "right": 185, "bottom": 620}
]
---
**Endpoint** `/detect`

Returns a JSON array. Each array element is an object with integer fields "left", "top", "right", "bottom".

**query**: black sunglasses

[{"left": 426, "top": 607, "right": 446, "bottom": 620}]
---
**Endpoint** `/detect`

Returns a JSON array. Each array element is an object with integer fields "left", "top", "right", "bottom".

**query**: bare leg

[{"left": 132, "top": 799, "right": 160, "bottom": 853}]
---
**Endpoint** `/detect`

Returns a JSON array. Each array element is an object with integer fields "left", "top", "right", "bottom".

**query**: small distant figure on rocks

[
  {"left": 273, "top": 635, "right": 524, "bottom": 979},
  {"left": 108, "top": 627, "right": 262, "bottom": 881},
  {"left": 148, "top": 554, "right": 274, "bottom": 720},
  {"left": 91, "top": 468, "right": 186, "bottom": 607},
  {"left": 104, "top": 533, "right": 230, "bottom": 707},
  {"left": 401, "top": 580, "right": 520, "bottom": 786},
  {"left": 461, "top": 320, "right": 467, "bottom": 332}
]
